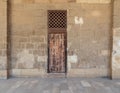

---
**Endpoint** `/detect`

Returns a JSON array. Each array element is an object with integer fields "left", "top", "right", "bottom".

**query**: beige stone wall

[
  {"left": 0, "top": 0, "right": 8, "bottom": 79},
  {"left": 9, "top": 1, "right": 112, "bottom": 78},
  {"left": 10, "top": 3, "right": 48, "bottom": 77},
  {"left": 67, "top": 4, "right": 112, "bottom": 77},
  {"left": 11, "top": 0, "right": 111, "bottom": 4},
  {"left": 112, "top": 0, "right": 120, "bottom": 79}
]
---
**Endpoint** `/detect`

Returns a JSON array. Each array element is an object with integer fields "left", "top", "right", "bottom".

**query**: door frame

[{"left": 47, "top": 10, "right": 67, "bottom": 73}]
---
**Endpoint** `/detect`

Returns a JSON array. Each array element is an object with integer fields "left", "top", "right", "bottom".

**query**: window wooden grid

[{"left": 48, "top": 10, "right": 67, "bottom": 29}]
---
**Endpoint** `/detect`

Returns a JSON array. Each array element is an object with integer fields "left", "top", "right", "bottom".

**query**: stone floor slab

[{"left": 0, "top": 78, "right": 119, "bottom": 93}]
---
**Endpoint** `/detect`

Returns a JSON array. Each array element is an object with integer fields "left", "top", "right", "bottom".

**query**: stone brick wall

[
  {"left": 67, "top": 4, "right": 112, "bottom": 77},
  {"left": 10, "top": 3, "right": 48, "bottom": 77},
  {"left": 9, "top": 0, "right": 112, "bottom": 78},
  {"left": 1, "top": 0, "right": 120, "bottom": 79},
  {"left": 11, "top": 0, "right": 111, "bottom": 4},
  {"left": 0, "top": 0, "right": 8, "bottom": 79},
  {"left": 112, "top": 0, "right": 120, "bottom": 79}
]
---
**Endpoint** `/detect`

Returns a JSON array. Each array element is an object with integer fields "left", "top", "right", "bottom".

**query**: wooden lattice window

[{"left": 48, "top": 10, "right": 67, "bottom": 29}]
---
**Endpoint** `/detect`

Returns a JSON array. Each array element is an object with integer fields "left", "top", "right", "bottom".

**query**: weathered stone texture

[
  {"left": 9, "top": 1, "right": 112, "bottom": 78},
  {"left": 67, "top": 4, "right": 111, "bottom": 77},
  {"left": 0, "top": 0, "right": 7, "bottom": 79},
  {"left": 11, "top": 0, "right": 111, "bottom": 4},
  {"left": 76, "top": 0, "right": 111, "bottom": 3},
  {"left": 112, "top": 0, "right": 120, "bottom": 79},
  {"left": 10, "top": 3, "right": 47, "bottom": 77}
]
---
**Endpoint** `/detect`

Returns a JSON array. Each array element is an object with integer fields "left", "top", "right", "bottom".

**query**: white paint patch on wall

[
  {"left": 117, "top": 40, "right": 120, "bottom": 46},
  {"left": 68, "top": 54, "right": 78, "bottom": 63},
  {"left": 37, "top": 56, "right": 47, "bottom": 62},
  {"left": 67, "top": 42, "right": 72, "bottom": 50},
  {"left": 0, "top": 57, "right": 7, "bottom": 69},
  {"left": 74, "top": 16, "right": 84, "bottom": 26},
  {"left": 68, "top": 54, "right": 78, "bottom": 70},
  {"left": 16, "top": 50, "right": 35, "bottom": 69}
]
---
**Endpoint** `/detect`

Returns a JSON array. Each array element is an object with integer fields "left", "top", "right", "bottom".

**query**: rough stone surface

[
  {"left": 8, "top": 1, "right": 112, "bottom": 78},
  {"left": 1, "top": 0, "right": 120, "bottom": 79},
  {"left": 0, "top": 78, "right": 120, "bottom": 93},
  {"left": 11, "top": 0, "right": 111, "bottom": 4},
  {"left": 0, "top": 0, "right": 7, "bottom": 79},
  {"left": 76, "top": 0, "right": 111, "bottom": 3},
  {"left": 112, "top": 0, "right": 120, "bottom": 79},
  {"left": 67, "top": 3, "right": 111, "bottom": 77}
]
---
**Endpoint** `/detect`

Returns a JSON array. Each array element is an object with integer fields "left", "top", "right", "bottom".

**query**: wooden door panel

[{"left": 48, "top": 33, "right": 66, "bottom": 73}]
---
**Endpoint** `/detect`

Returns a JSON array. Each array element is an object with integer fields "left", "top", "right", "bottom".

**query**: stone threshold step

[{"left": 47, "top": 73, "right": 67, "bottom": 78}]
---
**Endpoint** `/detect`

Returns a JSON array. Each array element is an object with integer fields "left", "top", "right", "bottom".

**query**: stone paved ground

[{"left": 0, "top": 77, "right": 120, "bottom": 93}]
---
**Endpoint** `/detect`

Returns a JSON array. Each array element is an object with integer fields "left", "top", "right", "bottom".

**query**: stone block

[
  {"left": 68, "top": 68, "right": 109, "bottom": 77},
  {"left": 76, "top": 0, "right": 111, "bottom": 3},
  {"left": 35, "top": 0, "right": 49, "bottom": 3},
  {"left": 0, "top": 70, "right": 7, "bottom": 79},
  {"left": 22, "top": 0, "right": 35, "bottom": 3},
  {"left": 11, "top": 69, "right": 45, "bottom": 77},
  {"left": 11, "top": 0, "right": 22, "bottom": 4}
]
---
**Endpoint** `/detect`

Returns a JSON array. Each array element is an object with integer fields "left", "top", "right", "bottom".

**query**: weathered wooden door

[{"left": 48, "top": 10, "right": 67, "bottom": 73}]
